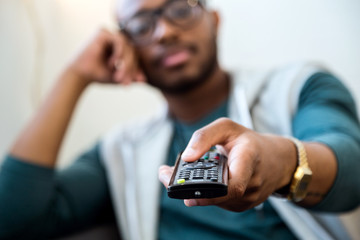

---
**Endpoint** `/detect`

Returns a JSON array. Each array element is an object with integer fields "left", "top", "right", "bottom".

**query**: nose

[{"left": 152, "top": 17, "right": 180, "bottom": 44}]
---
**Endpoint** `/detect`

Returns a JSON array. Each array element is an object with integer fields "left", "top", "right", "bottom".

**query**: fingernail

[
  {"left": 185, "top": 199, "right": 198, "bottom": 207},
  {"left": 182, "top": 147, "right": 195, "bottom": 159},
  {"left": 114, "top": 59, "right": 123, "bottom": 70}
]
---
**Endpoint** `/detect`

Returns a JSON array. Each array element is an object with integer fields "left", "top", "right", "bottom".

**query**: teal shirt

[
  {"left": 1, "top": 73, "right": 360, "bottom": 239},
  {"left": 0, "top": 144, "right": 114, "bottom": 239},
  {"left": 158, "top": 99, "right": 295, "bottom": 240}
]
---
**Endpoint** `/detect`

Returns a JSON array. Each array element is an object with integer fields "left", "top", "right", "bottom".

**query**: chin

[
  {"left": 146, "top": 50, "right": 218, "bottom": 94},
  {"left": 148, "top": 73, "right": 209, "bottom": 95}
]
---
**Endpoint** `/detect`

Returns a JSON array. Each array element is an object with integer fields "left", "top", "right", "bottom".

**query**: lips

[
  {"left": 153, "top": 44, "right": 196, "bottom": 69},
  {"left": 161, "top": 49, "right": 191, "bottom": 68}
]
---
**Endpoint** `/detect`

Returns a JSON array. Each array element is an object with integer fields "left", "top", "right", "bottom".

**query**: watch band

[
  {"left": 287, "top": 137, "right": 312, "bottom": 202},
  {"left": 273, "top": 137, "right": 312, "bottom": 202}
]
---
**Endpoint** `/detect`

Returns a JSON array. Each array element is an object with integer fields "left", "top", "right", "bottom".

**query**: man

[{"left": 1, "top": 0, "right": 360, "bottom": 239}]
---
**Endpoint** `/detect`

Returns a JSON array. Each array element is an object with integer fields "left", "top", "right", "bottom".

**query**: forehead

[{"left": 116, "top": 0, "right": 167, "bottom": 21}]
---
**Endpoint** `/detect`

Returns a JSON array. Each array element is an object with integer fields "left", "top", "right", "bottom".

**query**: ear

[{"left": 210, "top": 10, "right": 221, "bottom": 36}]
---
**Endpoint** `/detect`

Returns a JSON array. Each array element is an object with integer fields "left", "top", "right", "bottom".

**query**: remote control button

[
  {"left": 193, "top": 176, "right": 204, "bottom": 179},
  {"left": 183, "top": 162, "right": 216, "bottom": 169},
  {"left": 179, "top": 174, "right": 188, "bottom": 177},
  {"left": 177, "top": 179, "right": 186, "bottom": 184},
  {"left": 179, "top": 176, "right": 190, "bottom": 179},
  {"left": 179, "top": 177, "right": 190, "bottom": 180},
  {"left": 201, "top": 152, "right": 209, "bottom": 158},
  {"left": 195, "top": 191, "right": 201, "bottom": 196}
]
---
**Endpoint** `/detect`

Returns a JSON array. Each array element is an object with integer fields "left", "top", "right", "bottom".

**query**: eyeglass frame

[{"left": 118, "top": 0, "right": 206, "bottom": 46}]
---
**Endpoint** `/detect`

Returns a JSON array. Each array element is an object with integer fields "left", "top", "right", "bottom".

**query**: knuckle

[
  {"left": 192, "top": 129, "right": 208, "bottom": 142},
  {"left": 247, "top": 147, "right": 259, "bottom": 164},
  {"left": 232, "top": 183, "right": 247, "bottom": 198},
  {"left": 237, "top": 138, "right": 259, "bottom": 161},
  {"left": 216, "top": 117, "right": 233, "bottom": 125},
  {"left": 249, "top": 176, "right": 263, "bottom": 189}
]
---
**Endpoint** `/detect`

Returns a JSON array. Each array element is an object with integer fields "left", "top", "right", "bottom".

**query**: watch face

[
  {"left": 292, "top": 168, "right": 312, "bottom": 202},
  {"left": 298, "top": 180, "right": 309, "bottom": 192}
]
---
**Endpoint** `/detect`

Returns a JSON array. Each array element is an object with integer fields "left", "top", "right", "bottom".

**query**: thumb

[{"left": 181, "top": 118, "right": 245, "bottom": 162}]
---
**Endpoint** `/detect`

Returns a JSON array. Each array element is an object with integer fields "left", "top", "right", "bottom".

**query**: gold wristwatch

[{"left": 274, "top": 138, "right": 312, "bottom": 202}]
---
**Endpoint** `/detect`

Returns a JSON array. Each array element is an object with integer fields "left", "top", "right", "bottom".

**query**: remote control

[{"left": 167, "top": 147, "right": 228, "bottom": 199}]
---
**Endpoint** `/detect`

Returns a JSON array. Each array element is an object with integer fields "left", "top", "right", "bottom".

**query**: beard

[{"left": 141, "top": 38, "right": 218, "bottom": 95}]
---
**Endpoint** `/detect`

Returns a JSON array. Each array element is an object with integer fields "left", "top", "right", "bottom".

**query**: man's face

[{"left": 117, "top": 0, "right": 219, "bottom": 94}]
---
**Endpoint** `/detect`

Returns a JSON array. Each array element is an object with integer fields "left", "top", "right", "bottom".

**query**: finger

[
  {"left": 158, "top": 165, "right": 174, "bottom": 188},
  {"left": 113, "top": 59, "right": 124, "bottom": 71},
  {"left": 135, "top": 71, "right": 147, "bottom": 83},
  {"left": 87, "top": 29, "right": 118, "bottom": 82},
  {"left": 181, "top": 118, "right": 247, "bottom": 162},
  {"left": 113, "top": 64, "right": 126, "bottom": 83},
  {"left": 111, "top": 34, "right": 133, "bottom": 83},
  {"left": 184, "top": 197, "right": 225, "bottom": 207},
  {"left": 124, "top": 47, "right": 144, "bottom": 84},
  {"left": 112, "top": 37, "right": 141, "bottom": 84},
  {"left": 225, "top": 143, "right": 258, "bottom": 199},
  {"left": 113, "top": 57, "right": 132, "bottom": 84},
  {"left": 184, "top": 145, "right": 258, "bottom": 209},
  {"left": 122, "top": 62, "right": 139, "bottom": 85},
  {"left": 184, "top": 197, "right": 255, "bottom": 212},
  {"left": 108, "top": 33, "right": 125, "bottom": 70}
]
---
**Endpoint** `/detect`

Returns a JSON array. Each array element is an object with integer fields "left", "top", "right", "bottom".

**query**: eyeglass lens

[{"left": 123, "top": 0, "right": 202, "bottom": 45}]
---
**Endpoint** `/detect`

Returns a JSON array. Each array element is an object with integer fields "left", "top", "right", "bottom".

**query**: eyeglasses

[{"left": 119, "top": 0, "right": 204, "bottom": 46}]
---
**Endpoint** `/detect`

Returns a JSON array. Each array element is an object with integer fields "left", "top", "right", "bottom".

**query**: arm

[
  {"left": 0, "top": 29, "right": 144, "bottom": 238},
  {"left": 159, "top": 72, "right": 360, "bottom": 212},
  {"left": 293, "top": 72, "right": 360, "bottom": 211},
  {"left": 10, "top": 29, "right": 144, "bottom": 167},
  {"left": 0, "top": 143, "right": 114, "bottom": 239}
]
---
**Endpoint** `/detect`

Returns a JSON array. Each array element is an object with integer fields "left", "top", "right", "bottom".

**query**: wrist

[
  {"left": 273, "top": 137, "right": 313, "bottom": 202},
  {"left": 265, "top": 135, "right": 298, "bottom": 191},
  {"left": 60, "top": 66, "right": 92, "bottom": 90},
  {"left": 270, "top": 136, "right": 297, "bottom": 198},
  {"left": 279, "top": 137, "right": 298, "bottom": 189}
]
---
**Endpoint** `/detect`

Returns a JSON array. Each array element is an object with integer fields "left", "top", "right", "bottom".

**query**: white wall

[
  {"left": 213, "top": 0, "right": 360, "bottom": 96},
  {"left": 0, "top": 0, "right": 359, "bottom": 237}
]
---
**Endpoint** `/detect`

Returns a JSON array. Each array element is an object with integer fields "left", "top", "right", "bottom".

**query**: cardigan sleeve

[
  {"left": 0, "top": 142, "right": 114, "bottom": 239},
  {"left": 292, "top": 72, "right": 360, "bottom": 212}
]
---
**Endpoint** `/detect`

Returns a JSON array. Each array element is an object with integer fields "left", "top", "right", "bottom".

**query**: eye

[
  {"left": 167, "top": 1, "right": 193, "bottom": 20},
  {"left": 126, "top": 15, "right": 154, "bottom": 38}
]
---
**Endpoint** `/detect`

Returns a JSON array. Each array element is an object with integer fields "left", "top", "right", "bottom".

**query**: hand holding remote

[{"left": 159, "top": 117, "right": 298, "bottom": 212}]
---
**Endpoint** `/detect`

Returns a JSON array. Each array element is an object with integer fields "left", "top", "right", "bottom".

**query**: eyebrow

[{"left": 131, "top": 8, "right": 156, "bottom": 18}]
